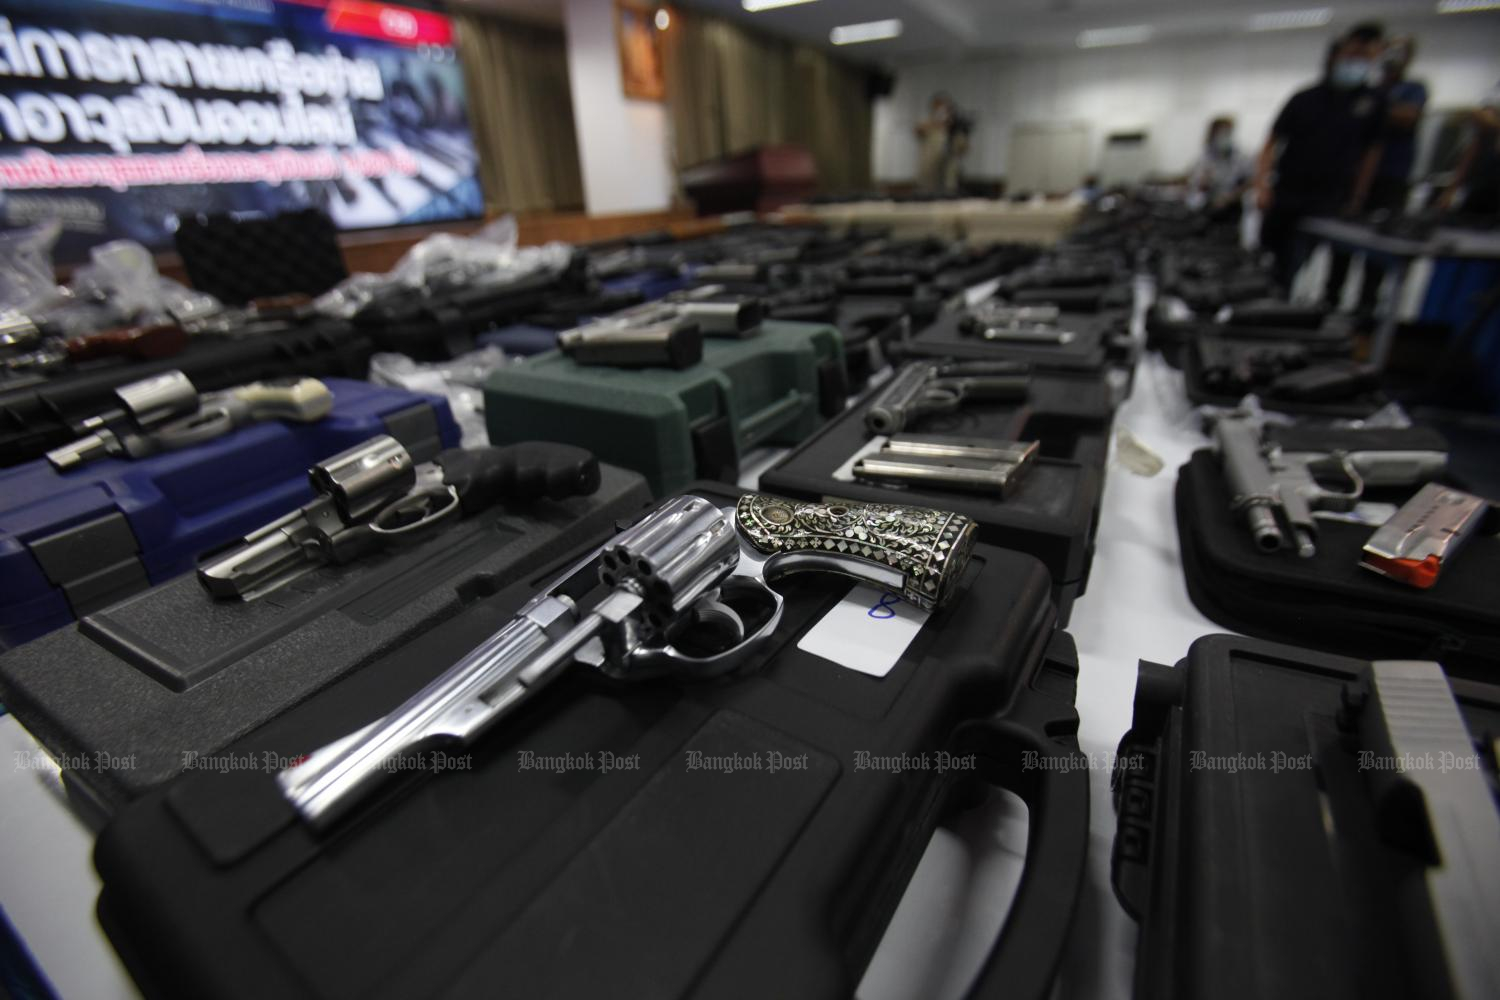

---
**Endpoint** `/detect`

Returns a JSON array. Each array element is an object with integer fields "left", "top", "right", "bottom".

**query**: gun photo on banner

[
  {"left": 277, "top": 492, "right": 977, "bottom": 828},
  {"left": 1212, "top": 415, "right": 1449, "bottom": 558},
  {"left": 199, "top": 435, "right": 602, "bottom": 601},
  {"left": 46, "top": 374, "right": 334, "bottom": 472}
]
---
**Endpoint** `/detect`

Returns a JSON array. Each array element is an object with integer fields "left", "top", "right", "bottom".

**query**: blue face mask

[{"left": 1331, "top": 58, "right": 1372, "bottom": 90}]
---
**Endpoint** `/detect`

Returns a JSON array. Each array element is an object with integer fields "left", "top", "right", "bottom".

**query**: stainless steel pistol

[
  {"left": 1213, "top": 414, "right": 1448, "bottom": 558},
  {"left": 865, "top": 360, "right": 1031, "bottom": 435}
]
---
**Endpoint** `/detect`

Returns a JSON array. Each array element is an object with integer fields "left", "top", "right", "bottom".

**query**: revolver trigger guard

[
  {"left": 627, "top": 578, "right": 785, "bottom": 680},
  {"left": 368, "top": 485, "right": 461, "bottom": 537}
]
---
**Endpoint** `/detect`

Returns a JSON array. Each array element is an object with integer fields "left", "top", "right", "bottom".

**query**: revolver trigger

[
  {"left": 691, "top": 596, "right": 747, "bottom": 647},
  {"left": 369, "top": 485, "right": 461, "bottom": 537}
]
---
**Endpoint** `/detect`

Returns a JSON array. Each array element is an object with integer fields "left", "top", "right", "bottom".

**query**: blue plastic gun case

[{"left": 0, "top": 378, "right": 459, "bottom": 649}]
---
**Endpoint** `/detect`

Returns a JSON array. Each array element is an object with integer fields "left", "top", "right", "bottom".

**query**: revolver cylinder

[
  {"left": 312, "top": 435, "right": 415, "bottom": 522},
  {"left": 601, "top": 495, "right": 737, "bottom": 629},
  {"left": 98, "top": 370, "right": 199, "bottom": 432}
]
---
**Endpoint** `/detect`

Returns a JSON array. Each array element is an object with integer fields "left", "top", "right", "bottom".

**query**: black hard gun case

[
  {"left": 897, "top": 310, "right": 1123, "bottom": 375},
  {"left": 93, "top": 483, "right": 1089, "bottom": 1000},
  {"left": 173, "top": 209, "right": 348, "bottom": 304},
  {"left": 1181, "top": 335, "right": 1385, "bottom": 418},
  {"left": 1174, "top": 448, "right": 1500, "bottom": 680},
  {"left": 0, "top": 319, "right": 374, "bottom": 467},
  {"left": 0, "top": 464, "right": 652, "bottom": 820},
  {"left": 1111, "top": 635, "right": 1500, "bottom": 1000},
  {"left": 759, "top": 382, "right": 1105, "bottom": 625}
]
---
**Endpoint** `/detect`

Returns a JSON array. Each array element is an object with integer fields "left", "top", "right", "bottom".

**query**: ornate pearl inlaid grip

[{"left": 734, "top": 494, "right": 977, "bottom": 612}]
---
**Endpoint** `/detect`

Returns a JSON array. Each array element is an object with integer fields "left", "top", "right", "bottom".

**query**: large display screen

[{"left": 0, "top": 0, "right": 483, "bottom": 260}]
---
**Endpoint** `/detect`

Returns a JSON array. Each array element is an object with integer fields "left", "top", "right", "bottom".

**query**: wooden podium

[{"left": 679, "top": 144, "right": 818, "bottom": 216}]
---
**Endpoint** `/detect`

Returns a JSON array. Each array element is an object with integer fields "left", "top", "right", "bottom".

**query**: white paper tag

[
  {"left": 797, "top": 584, "right": 929, "bottom": 678},
  {"left": 830, "top": 435, "right": 890, "bottom": 483}
]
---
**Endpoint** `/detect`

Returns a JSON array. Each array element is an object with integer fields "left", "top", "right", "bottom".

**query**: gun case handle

[{"left": 956, "top": 631, "right": 1092, "bottom": 1000}]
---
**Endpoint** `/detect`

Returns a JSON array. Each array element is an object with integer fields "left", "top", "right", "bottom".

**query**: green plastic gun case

[{"left": 484, "top": 320, "right": 847, "bottom": 497}]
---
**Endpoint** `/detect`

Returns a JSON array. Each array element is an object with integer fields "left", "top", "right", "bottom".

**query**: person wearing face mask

[
  {"left": 1189, "top": 116, "right": 1253, "bottom": 223},
  {"left": 1326, "top": 35, "right": 1429, "bottom": 314},
  {"left": 1254, "top": 23, "right": 1389, "bottom": 294}
]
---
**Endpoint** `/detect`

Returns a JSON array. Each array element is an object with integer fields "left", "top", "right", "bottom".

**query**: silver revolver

[
  {"left": 278, "top": 492, "right": 977, "bottom": 828},
  {"left": 44, "top": 370, "right": 200, "bottom": 470},
  {"left": 865, "top": 360, "right": 1031, "bottom": 435},
  {"left": 199, "top": 435, "right": 600, "bottom": 600},
  {"left": 1213, "top": 415, "right": 1448, "bottom": 557},
  {"left": 47, "top": 374, "right": 332, "bottom": 471}
]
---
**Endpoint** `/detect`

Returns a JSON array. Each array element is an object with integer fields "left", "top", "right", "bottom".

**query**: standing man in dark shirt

[
  {"left": 1326, "top": 35, "right": 1428, "bottom": 313},
  {"left": 1254, "top": 24, "right": 1388, "bottom": 295}
]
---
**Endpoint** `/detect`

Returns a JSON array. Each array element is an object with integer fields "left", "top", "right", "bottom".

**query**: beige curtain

[
  {"left": 662, "top": 11, "right": 873, "bottom": 195},
  {"left": 454, "top": 14, "right": 585, "bottom": 214}
]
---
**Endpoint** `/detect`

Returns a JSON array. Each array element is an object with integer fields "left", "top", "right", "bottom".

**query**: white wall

[
  {"left": 872, "top": 16, "right": 1500, "bottom": 190},
  {"left": 563, "top": 0, "right": 673, "bottom": 214}
]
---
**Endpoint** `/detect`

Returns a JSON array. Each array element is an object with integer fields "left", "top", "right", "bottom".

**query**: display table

[
  {"left": 0, "top": 340, "right": 1224, "bottom": 1000},
  {"left": 785, "top": 198, "right": 1082, "bottom": 244}
]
